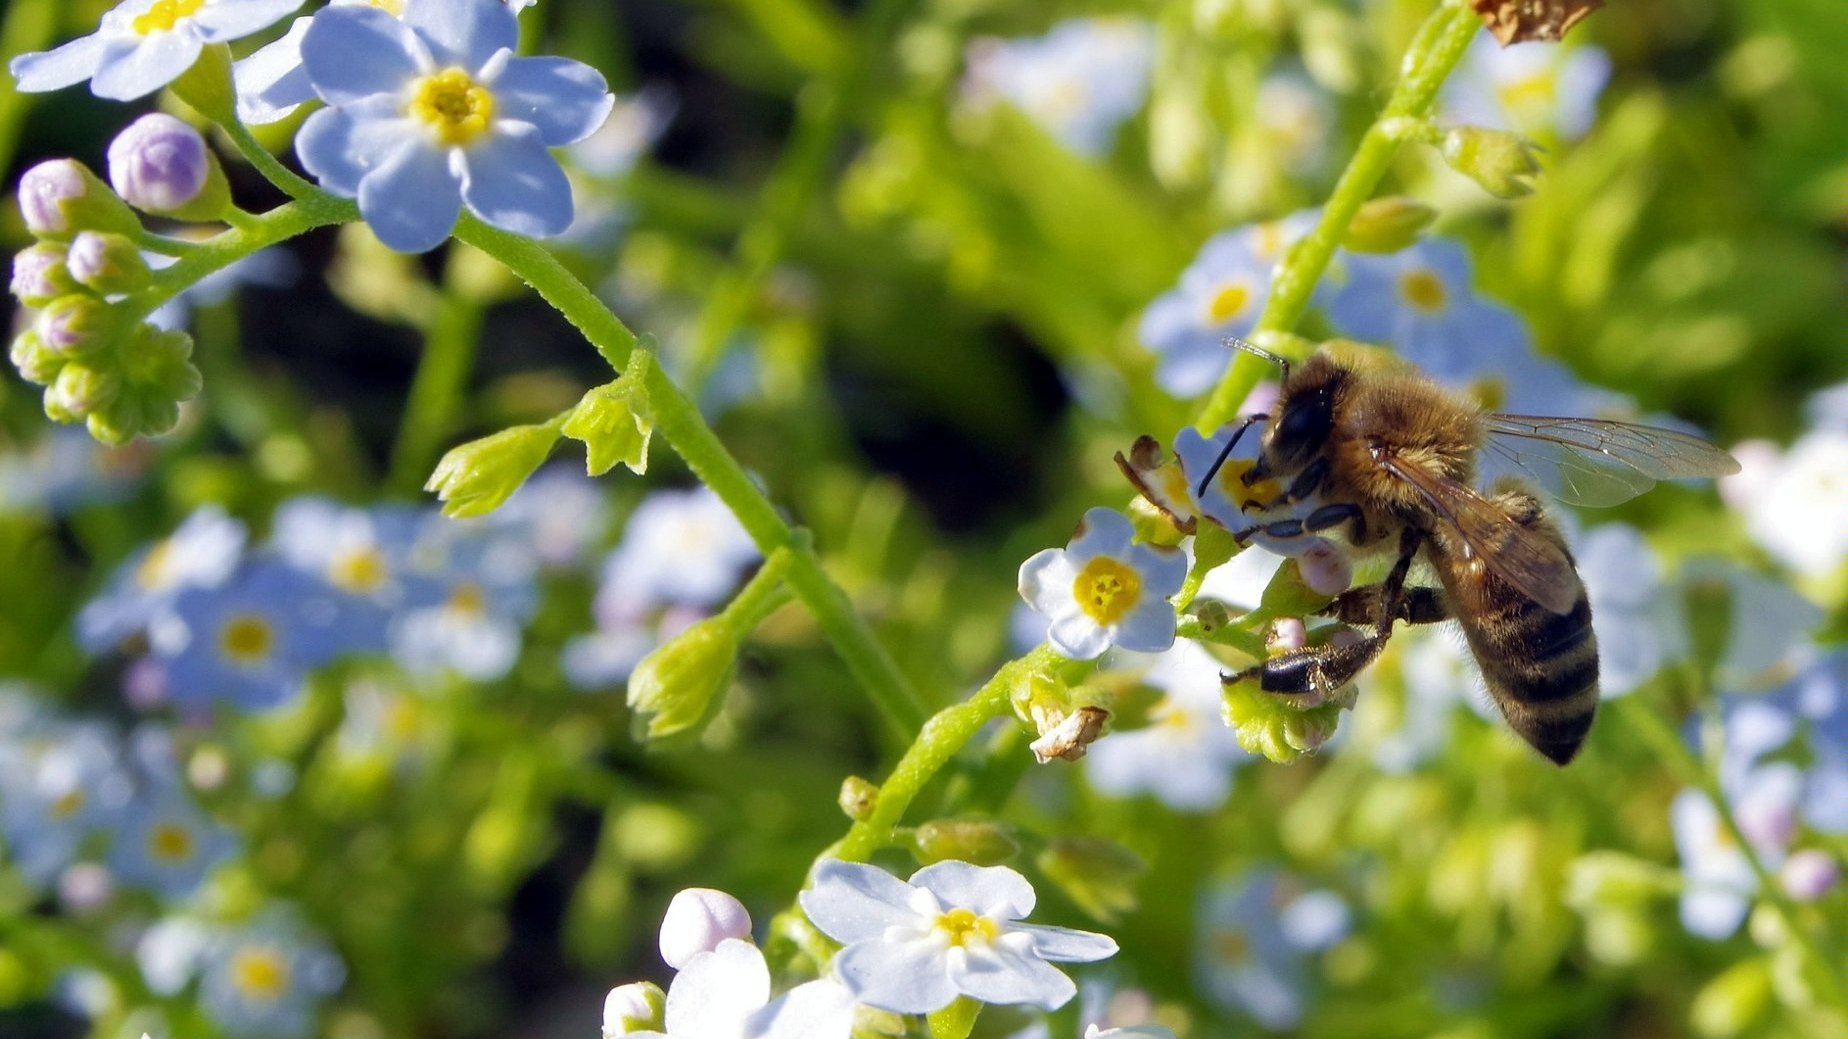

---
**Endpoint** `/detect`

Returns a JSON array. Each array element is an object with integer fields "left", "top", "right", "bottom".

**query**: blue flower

[
  {"left": 293, "top": 0, "right": 614, "bottom": 252},
  {"left": 10, "top": 0, "right": 303, "bottom": 101},
  {"left": 198, "top": 907, "right": 346, "bottom": 1039},
  {"left": 1321, "top": 238, "right": 1623, "bottom": 415},
  {"left": 149, "top": 559, "right": 347, "bottom": 711},
  {"left": 0, "top": 718, "right": 134, "bottom": 885},
  {"left": 1572, "top": 523, "right": 1684, "bottom": 697},
  {"left": 77, "top": 505, "right": 248, "bottom": 652},
  {"left": 965, "top": 19, "right": 1156, "bottom": 158},
  {"left": 1085, "top": 643, "right": 1251, "bottom": 810},
  {"left": 1018, "top": 507, "right": 1185, "bottom": 660},
  {"left": 1195, "top": 870, "right": 1339, "bottom": 1030},
  {"left": 387, "top": 513, "right": 539, "bottom": 681},
  {"left": 106, "top": 785, "right": 236, "bottom": 899},
  {"left": 1443, "top": 36, "right": 1612, "bottom": 141},
  {"left": 1716, "top": 651, "right": 1848, "bottom": 836},
  {"left": 0, "top": 425, "right": 151, "bottom": 515},
  {"left": 267, "top": 496, "right": 434, "bottom": 652},
  {"left": 1137, "top": 213, "right": 1317, "bottom": 398},
  {"left": 597, "top": 487, "right": 759, "bottom": 617}
]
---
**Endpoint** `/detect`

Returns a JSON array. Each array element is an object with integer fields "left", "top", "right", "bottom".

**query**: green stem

[
  {"left": 219, "top": 115, "right": 319, "bottom": 201},
  {"left": 390, "top": 253, "right": 487, "bottom": 492},
  {"left": 721, "top": 546, "right": 796, "bottom": 634},
  {"left": 450, "top": 216, "right": 931, "bottom": 740},
  {"left": 1196, "top": 2, "right": 1480, "bottom": 429},
  {"left": 833, "top": 647, "right": 1066, "bottom": 861},
  {"left": 1617, "top": 695, "right": 1848, "bottom": 1010},
  {"left": 139, "top": 194, "right": 356, "bottom": 317}
]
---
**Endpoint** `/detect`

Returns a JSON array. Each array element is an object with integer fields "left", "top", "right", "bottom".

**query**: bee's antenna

[{"left": 1223, "top": 337, "right": 1289, "bottom": 384}]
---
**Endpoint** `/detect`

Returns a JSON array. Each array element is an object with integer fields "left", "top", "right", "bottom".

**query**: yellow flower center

[
  {"left": 1253, "top": 220, "right": 1288, "bottom": 260},
  {"left": 219, "top": 613, "right": 275, "bottom": 665},
  {"left": 1398, "top": 268, "right": 1448, "bottom": 312},
  {"left": 51, "top": 789, "right": 86, "bottom": 819},
  {"left": 136, "top": 539, "right": 176, "bottom": 589},
  {"left": 369, "top": 0, "right": 406, "bottom": 14},
  {"left": 1072, "top": 556, "right": 1142, "bottom": 626},
  {"left": 230, "top": 946, "right": 292, "bottom": 1002},
  {"left": 1217, "top": 459, "right": 1282, "bottom": 507},
  {"left": 330, "top": 548, "right": 389, "bottom": 594},
  {"left": 1212, "top": 930, "right": 1251, "bottom": 964},
  {"left": 448, "top": 582, "right": 486, "bottom": 615},
  {"left": 408, "top": 68, "right": 496, "bottom": 146},
  {"left": 935, "top": 908, "right": 999, "bottom": 948},
  {"left": 1466, "top": 376, "right": 1506, "bottom": 412},
  {"left": 1204, "top": 281, "right": 1252, "bottom": 325},
  {"left": 149, "top": 822, "right": 196, "bottom": 862},
  {"left": 133, "top": 0, "right": 204, "bottom": 35}
]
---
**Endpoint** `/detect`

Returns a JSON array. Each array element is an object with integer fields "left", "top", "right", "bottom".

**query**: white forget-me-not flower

[
  {"left": 1018, "top": 507, "right": 1185, "bottom": 661},
  {"left": 10, "top": 0, "right": 302, "bottom": 102},
  {"left": 800, "top": 858, "right": 1117, "bottom": 1014},
  {"left": 623, "top": 938, "right": 854, "bottom": 1039},
  {"left": 293, "top": 0, "right": 614, "bottom": 252}
]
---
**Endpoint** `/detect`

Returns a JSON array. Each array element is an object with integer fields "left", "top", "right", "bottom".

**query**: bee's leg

[
  {"left": 1194, "top": 413, "right": 1270, "bottom": 498},
  {"left": 1222, "top": 636, "right": 1390, "bottom": 703},
  {"left": 1302, "top": 502, "right": 1365, "bottom": 543},
  {"left": 1242, "top": 457, "right": 1331, "bottom": 512},
  {"left": 1323, "top": 586, "right": 1449, "bottom": 628}
]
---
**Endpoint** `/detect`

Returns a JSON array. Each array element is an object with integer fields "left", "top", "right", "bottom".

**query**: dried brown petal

[{"left": 1469, "top": 0, "right": 1603, "bottom": 45}]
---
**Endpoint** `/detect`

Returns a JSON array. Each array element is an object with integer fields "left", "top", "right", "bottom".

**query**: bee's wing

[
  {"left": 1380, "top": 454, "right": 1580, "bottom": 615},
  {"left": 1479, "top": 415, "right": 1742, "bottom": 508}
]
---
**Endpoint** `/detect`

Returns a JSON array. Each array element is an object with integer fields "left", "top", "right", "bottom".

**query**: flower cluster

[
  {"left": 137, "top": 906, "right": 346, "bottom": 1039},
  {"left": 962, "top": 19, "right": 1157, "bottom": 158}
]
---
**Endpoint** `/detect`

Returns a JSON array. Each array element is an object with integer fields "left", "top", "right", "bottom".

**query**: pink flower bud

[
  {"left": 1268, "top": 617, "right": 1308, "bottom": 653},
  {"left": 66, "top": 232, "right": 151, "bottom": 294},
  {"left": 19, "top": 160, "right": 89, "bottom": 236},
  {"left": 1780, "top": 848, "right": 1840, "bottom": 902},
  {"left": 11, "top": 243, "right": 72, "bottom": 305},
  {"left": 657, "top": 887, "right": 752, "bottom": 969},
  {"left": 1298, "top": 539, "right": 1353, "bottom": 597},
  {"left": 108, "top": 114, "right": 219, "bottom": 214}
]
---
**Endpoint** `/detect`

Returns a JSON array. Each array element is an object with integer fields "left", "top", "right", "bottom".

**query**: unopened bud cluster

[{"left": 8, "top": 116, "right": 230, "bottom": 444}]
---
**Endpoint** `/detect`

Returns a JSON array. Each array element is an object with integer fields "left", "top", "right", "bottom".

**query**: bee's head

[{"left": 1250, "top": 353, "right": 1347, "bottom": 484}]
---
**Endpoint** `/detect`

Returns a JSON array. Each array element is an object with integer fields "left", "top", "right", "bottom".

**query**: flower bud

[
  {"left": 1564, "top": 851, "right": 1679, "bottom": 909},
  {"left": 1297, "top": 539, "right": 1353, "bottom": 597},
  {"left": 1036, "top": 836, "right": 1146, "bottom": 922},
  {"left": 10, "top": 331, "right": 66, "bottom": 385},
  {"left": 1440, "top": 126, "right": 1544, "bottom": 199},
  {"left": 658, "top": 888, "right": 752, "bottom": 969},
  {"left": 36, "top": 295, "right": 118, "bottom": 359},
  {"left": 626, "top": 616, "right": 737, "bottom": 741},
  {"left": 46, "top": 362, "right": 123, "bottom": 421},
  {"left": 1259, "top": 542, "right": 1347, "bottom": 616},
  {"left": 602, "top": 981, "right": 666, "bottom": 1037},
  {"left": 1779, "top": 849, "right": 1840, "bottom": 902},
  {"left": 17, "top": 160, "right": 140, "bottom": 240},
  {"left": 11, "top": 243, "right": 75, "bottom": 305},
  {"left": 838, "top": 776, "right": 879, "bottom": 821},
  {"left": 426, "top": 422, "right": 562, "bottom": 518},
  {"left": 1690, "top": 957, "right": 1772, "bottom": 1039},
  {"left": 1342, "top": 195, "right": 1437, "bottom": 254},
  {"left": 914, "top": 818, "right": 1021, "bottom": 866},
  {"left": 66, "top": 232, "right": 153, "bottom": 294},
  {"left": 107, "top": 113, "right": 231, "bottom": 219},
  {"left": 1221, "top": 672, "right": 1346, "bottom": 763},
  {"left": 563, "top": 379, "right": 653, "bottom": 476}
]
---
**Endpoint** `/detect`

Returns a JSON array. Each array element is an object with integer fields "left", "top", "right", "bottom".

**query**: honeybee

[{"left": 1200, "top": 340, "right": 1739, "bottom": 765}]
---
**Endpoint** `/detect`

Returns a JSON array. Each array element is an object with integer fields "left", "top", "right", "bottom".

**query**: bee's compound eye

[{"left": 1275, "top": 389, "right": 1333, "bottom": 451}]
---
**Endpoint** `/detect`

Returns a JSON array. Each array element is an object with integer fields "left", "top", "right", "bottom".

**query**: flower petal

[
  {"left": 1130, "top": 542, "right": 1188, "bottom": 596},
  {"left": 831, "top": 936, "right": 956, "bottom": 1015},
  {"left": 9, "top": 33, "right": 109, "bottom": 94},
  {"left": 1047, "top": 612, "right": 1110, "bottom": 660},
  {"left": 909, "top": 861, "right": 1035, "bottom": 919},
  {"left": 402, "top": 0, "right": 518, "bottom": 70},
  {"left": 458, "top": 123, "right": 574, "bottom": 239},
  {"left": 301, "top": 5, "right": 423, "bottom": 105},
  {"left": 799, "top": 859, "right": 920, "bottom": 945},
  {"left": 232, "top": 16, "right": 314, "bottom": 124},
  {"left": 90, "top": 33, "right": 202, "bottom": 101},
  {"left": 489, "top": 55, "right": 614, "bottom": 145},
  {"left": 1064, "top": 507, "right": 1134, "bottom": 563},
  {"left": 1112, "top": 600, "right": 1177, "bottom": 654},
  {"left": 1008, "top": 923, "right": 1118, "bottom": 963},
  {"left": 1017, "top": 548, "right": 1076, "bottom": 617},
  {"left": 357, "top": 141, "right": 463, "bottom": 253},
  {"left": 663, "top": 938, "right": 770, "bottom": 1036},
  {"left": 296, "top": 104, "right": 418, "bottom": 197},
  {"left": 947, "top": 940, "right": 1075, "bottom": 1009},
  {"left": 191, "top": 0, "right": 304, "bottom": 42},
  {"left": 743, "top": 979, "right": 855, "bottom": 1039}
]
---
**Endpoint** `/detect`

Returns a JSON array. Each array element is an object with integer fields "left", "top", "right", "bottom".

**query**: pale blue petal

[
  {"left": 1113, "top": 601, "right": 1177, "bottom": 654},
  {"left": 949, "top": 941, "right": 1075, "bottom": 1009},
  {"left": 1009, "top": 923, "right": 1117, "bottom": 963},
  {"left": 1048, "top": 612, "right": 1110, "bottom": 660},
  {"left": 490, "top": 55, "right": 614, "bottom": 145},
  {"left": 800, "top": 859, "right": 919, "bottom": 945},
  {"left": 1136, "top": 291, "right": 1197, "bottom": 352},
  {"left": 1017, "top": 549, "right": 1077, "bottom": 621},
  {"left": 402, "top": 0, "right": 517, "bottom": 70},
  {"left": 358, "top": 142, "right": 462, "bottom": 253},
  {"left": 192, "top": 0, "right": 304, "bottom": 41},
  {"left": 1680, "top": 887, "right": 1749, "bottom": 940},
  {"left": 301, "top": 6, "right": 422, "bottom": 105},
  {"left": 91, "top": 33, "right": 202, "bottom": 101},
  {"left": 297, "top": 104, "right": 417, "bottom": 197},
  {"left": 458, "top": 124, "right": 573, "bottom": 238},
  {"left": 232, "top": 16, "right": 313, "bottom": 124},
  {"left": 9, "top": 33, "right": 108, "bottom": 93},
  {"left": 1064, "top": 507, "right": 1134, "bottom": 564},
  {"left": 910, "top": 862, "right": 1034, "bottom": 919},
  {"left": 1130, "top": 542, "right": 1188, "bottom": 595},
  {"left": 833, "top": 938, "right": 955, "bottom": 1014}
]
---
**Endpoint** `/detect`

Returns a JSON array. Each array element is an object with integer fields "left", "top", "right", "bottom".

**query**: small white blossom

[
  {"left": 800, "top": 859, "right": 1117, "bottom": 1014},
  {"left": 1085, "top": 643, "right": 1250, "bottom": 811},
  {"left": 1722, "top": 430, "right": 1848, "bottom": 580},
  {"left": 627, "top": 939, "right": 853, "bottom": 1039},
  {"left": 1018, "top": 508, "right": 1185, "bottom": 660},
  {"left": 659, "top": 888, "right": 753, "bottom": 970}
]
